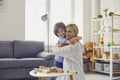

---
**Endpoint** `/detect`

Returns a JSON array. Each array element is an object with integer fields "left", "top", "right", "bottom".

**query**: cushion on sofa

[
  {"left": 20, "top": 58, "right": 46, "bottom": 68},
  {"left": 0, "top": 41, "right": 13, "bottom": 58},
  {"left": 37, "top": 52, "right": 55, "bottom": 60},
  {"left": 13, "top": 40, "right": 44, "bottom": 58},
  {"left": 0, "top": 58, "right": 21, "bottom": 69}
]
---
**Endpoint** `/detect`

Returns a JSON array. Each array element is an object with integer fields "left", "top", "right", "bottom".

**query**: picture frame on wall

[{"left": 0, "top": 0, "right": 7, "bottom": 11}]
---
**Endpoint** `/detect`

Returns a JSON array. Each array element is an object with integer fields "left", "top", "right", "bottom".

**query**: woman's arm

[
  {"left": 52, "top": 42, "right": 84, "bottom": 58},
  {"left": 73, "top": 36, "right": 82, "bottom": 40}
]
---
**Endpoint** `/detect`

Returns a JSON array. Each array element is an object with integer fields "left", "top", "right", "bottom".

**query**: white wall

[
  {"left": 74, "top": 0, "right": 83, "bottom": 43},
  {"left": 100, "top": 0, "right": 120, "bottom": 14},
  {"left": 83, "top": 0, "right": 100, "bottom": 43},
  {"left": 83, "top": 0, "right": 92, "bottom": 43},
  {"left": 0, "top": 0, "right": 25, "bottom": 41}
]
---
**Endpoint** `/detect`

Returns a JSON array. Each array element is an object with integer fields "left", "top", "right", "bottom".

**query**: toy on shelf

[
  {"left": 83, "top": 42, "right": 97, "bottom": 60},
  {"left": 106, "top": 42, "right": 114, "bottom": 47},
  {"left": 99, "top": 34, "right": 104, "bottom": 47},
  {"left": 83, "top": 42, "right": 102, "bottom": 62},
  {"left": 102, "top": 52, "right": 119, "bottom": 60}
]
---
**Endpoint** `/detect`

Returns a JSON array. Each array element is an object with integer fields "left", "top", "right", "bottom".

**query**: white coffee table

[{"left": 29, "top": 70, "right": 76, "bottom": 80}]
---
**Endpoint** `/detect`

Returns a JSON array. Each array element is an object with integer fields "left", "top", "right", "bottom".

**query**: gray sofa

[{"left": 0, "top": 40, "right": 55, "bottom": 80}]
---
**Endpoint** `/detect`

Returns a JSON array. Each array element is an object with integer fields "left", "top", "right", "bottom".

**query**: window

[
  {"left": 25, "top": 0, "right": 83, "bottom": 51},
  {"left": 49, "top": 0, "right": 74, "bottom": 46},
  {"left": 25, "top": 0, "right": 48, "bottom": 44}
]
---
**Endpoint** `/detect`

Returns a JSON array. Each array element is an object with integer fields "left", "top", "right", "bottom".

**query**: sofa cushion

[
  {"left": 37, "top": 52, "right": 55, "bottom": 60},
  {"left": 0, "top": 58, "right": 21, "bottom": 69},
  {"left": 13, "top": 40, "right": 44, "bottom": 58},
  {"left": 20, "top": 58, "right": 46, "bottom": 68},
  {"left": 0, "top": 41, "right": 13, "bottom": 58}
]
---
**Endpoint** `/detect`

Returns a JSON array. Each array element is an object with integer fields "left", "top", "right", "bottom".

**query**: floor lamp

[{"left": 41, "top": 14, "right": 50, "bottom": 52}]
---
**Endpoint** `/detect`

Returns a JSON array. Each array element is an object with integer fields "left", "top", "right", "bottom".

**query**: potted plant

[{"left": 103, "top": 8, "right": 109, "bottom": 17}]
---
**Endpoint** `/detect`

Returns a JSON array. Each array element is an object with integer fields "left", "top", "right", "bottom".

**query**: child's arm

[
  {"left": 66, "top": 36, "right": 82, "bottom": 45},
  {"left": 57, "top": 42, "right": 66, "bottom": 47},
  {"left": 72, "top": 36, "right": 82, "bottom": 40}
]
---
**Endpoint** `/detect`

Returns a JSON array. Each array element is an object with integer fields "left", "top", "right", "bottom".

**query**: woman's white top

[{"left": 52, "top": 42, "right": 86, "bottom": 80}]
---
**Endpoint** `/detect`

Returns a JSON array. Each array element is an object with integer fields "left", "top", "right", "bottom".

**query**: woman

[{"left": 52, "top": 24, "right": 86, "bottom": 80}]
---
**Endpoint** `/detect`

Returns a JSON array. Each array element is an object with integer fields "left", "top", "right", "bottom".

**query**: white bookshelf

[{"left": 92, "top": 14, "right": 120, "bottom": 80}]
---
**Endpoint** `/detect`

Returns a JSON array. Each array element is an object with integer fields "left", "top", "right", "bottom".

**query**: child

[
  {"left": 51, "top": 22, "right": 66, "bottom": 80},
  {"left": 53, "top": 22, "right": 66, "bottom": 70}
]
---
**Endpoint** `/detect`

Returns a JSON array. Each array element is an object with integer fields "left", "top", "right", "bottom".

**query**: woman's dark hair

[{"left": 54, "top": 22, "right": 66, "bottom": 37}]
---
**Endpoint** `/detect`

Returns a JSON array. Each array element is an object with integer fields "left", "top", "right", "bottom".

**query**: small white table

[{"left": 29, "top": 70, "right": 76, "bottom": 80}]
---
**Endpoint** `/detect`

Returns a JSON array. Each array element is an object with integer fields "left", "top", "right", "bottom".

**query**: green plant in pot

[{"left": 103, "top": 8, "right": 109, "bottom": 17}]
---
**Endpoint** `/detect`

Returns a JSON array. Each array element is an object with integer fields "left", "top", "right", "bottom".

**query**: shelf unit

[
  {"left": 109, "top": 46, "right": 120, "bottom": 80},
  {"left": 92, "top": 14, "right": 120, "bottom": 80}
]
